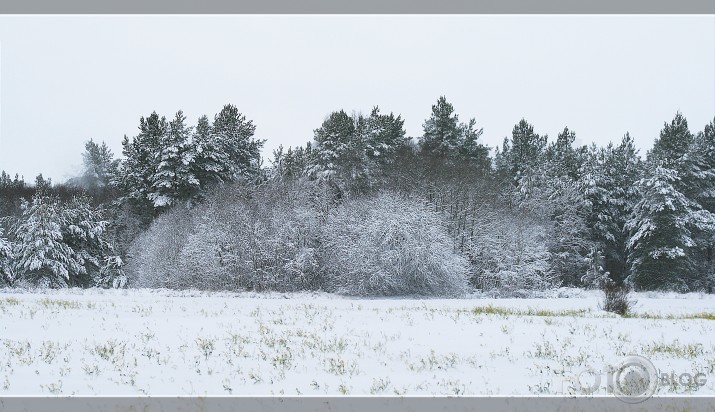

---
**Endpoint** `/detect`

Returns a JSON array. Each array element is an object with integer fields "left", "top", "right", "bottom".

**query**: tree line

[{"left": 0, "top": 98, "right": 713, "bottom": 295}]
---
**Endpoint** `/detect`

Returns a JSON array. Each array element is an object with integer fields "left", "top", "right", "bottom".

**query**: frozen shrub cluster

[
  {"left": 600, "top": 278, "right": 636, "bottom": 316},
  {"left": 466, "top": 206, "right": 560, "bottom": 296},
  {"left": 322, "top": 193, "right": 469, "bottom": 296},
  {"left": 129, "top": 182, "right": 322, "bottom": 292},
  {"left": 128, "top": 184, "right": 469, "bottom": 297}
]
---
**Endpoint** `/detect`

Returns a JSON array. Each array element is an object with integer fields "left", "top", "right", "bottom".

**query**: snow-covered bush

[
  {"left": 321, "top": 192, "right": 469, "bottom": 297},
  {"left": 126, "top": 206, "right": 194, "bottom": 288},
  {"left": 466, "top": 206, "right": 560, "bottom": 296},
  {"left": 129, "top": 181, "right": 323, "bottom": 292}
]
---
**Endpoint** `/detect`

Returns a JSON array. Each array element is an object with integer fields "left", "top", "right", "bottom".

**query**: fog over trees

[{"left": 1, "top": 98, "right": 714, "bottom": 296}]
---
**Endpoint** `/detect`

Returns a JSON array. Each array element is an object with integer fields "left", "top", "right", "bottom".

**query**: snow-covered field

[{"left": 0, "top": 288, "right": 714, "bottom": 397}]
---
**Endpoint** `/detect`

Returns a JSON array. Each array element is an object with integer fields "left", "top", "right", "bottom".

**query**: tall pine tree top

[
  {"left": 420, "top": 96, "right": 461, "bottom": 156},
  {"left": 648, "top": 112, "right": 693, "bottom": 170},
  {"left": 212, "top": 104, "right": 263, "bottom": 180}
]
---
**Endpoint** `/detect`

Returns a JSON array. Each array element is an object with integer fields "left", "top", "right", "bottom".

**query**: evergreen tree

[
  {"left": 310, "top": 110, "right": 364, "bottom": 185},
  {"left": 34, "top": 174, "right": 52, "bottom": 194},
  {"left": 212, "top": 104, "right": 263, "bottom": 181},
  {"left": 419, "top": 97, "right": 490, "bottom": 170},
  {"left": 13, "top": 194, "right": 79, "bottom": 288},
  {"left": 61, "top": 196, "right": 111, "bottom": 287},
  {"left": 691, "top": 117, "right": 715, "bottom": 212},
  {"left": 625, "top": 167, "right": 708, "bottom": 290},
  {"left": 583, "top": 134, "right": 643, "bottom": 284},
  {"left": 688, "top": 117, "right": 715, "bottom": 285},
  {"left": 81, "top": 139, "right": 118, "bottom": 189},
  {"left": 516, "top": 129, "right": 591, "bottom": 286},
  {"left": 118, "top": 112, "right": 168, "bottom": 219},
  {"left": 149, "top": 111, "right": 200, "bottom": 209},
  {"left": 364, "top": 106, "right": 408, "bottom": 164},
  {"left": 545, "top": 127, "right": 584, "bottom": 180},
  {"left": 458, "top": 118, "right": 491, "bottom": 172},
  {"left": 0, "top": 228, "right": 12, "bottom": 286},
  {"left": 191, "top": 115, "right": 228, "bottom": 191},
  {"left": 648, "top": 112, "right": 693, "bottom": 173},
  {"left": 497, "top": 119, "right": 548, "bottom": 184},
  {"left": 420, "top": 96, "right": 461, "bottom": 156},
  {"left": 0, "top": 171, "right": 12, "bottom": 189}
]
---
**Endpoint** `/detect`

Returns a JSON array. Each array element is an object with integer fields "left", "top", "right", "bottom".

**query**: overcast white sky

[{"left": 0, "top": 15, "right": 713, "bottom": 183}]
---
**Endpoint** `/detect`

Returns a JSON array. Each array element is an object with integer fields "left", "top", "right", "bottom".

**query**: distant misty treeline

[{"left": 0, "top": 97, "right": 714, "bottom": 295}]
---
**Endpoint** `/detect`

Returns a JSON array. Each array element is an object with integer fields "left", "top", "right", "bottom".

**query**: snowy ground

[{"left": 0, "top": 288, "right": 714, "bottom": 396}]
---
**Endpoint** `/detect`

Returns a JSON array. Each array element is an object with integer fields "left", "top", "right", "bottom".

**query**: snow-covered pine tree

[
  {"left": 691, "top": 118, "right": 715, "bottom": 212},
  {"left": 625, "top": 167, "right": 705, "bottom": 290},
  {"left": 687, "top": 117, "right": 715, "bottom": 285},
  {"left": 420, "top": 96, "right": 461, "bottom": 157},
  {"left": 61, "top": 196, "right": 111, "bottom": 287},
  {"left": 634, "top": 113, "right": 715, "bottom": 290},
  {"left": 497, "top": 119, "right": 548, "bottom": 186},
  {"left": 364, "top": 106, "right": 408, "bottom": 165},
  {"left": 648, "top": 112, "right": 693, "bottom": 173},
  {"left": 191, "top": 114, "right": 229, "bottom": 191},
  {"left": 12, "top": 194, "right": 80, "bottom": 288},
  {"left": 545, "top": 127, "right": 584, "bottom": 181},
  {"left": 457, "top": 117, "right": 491, "bottom": 173},
  {"left": 80, "top": 139, "right": 119, "bottom": 190},
  {"left": 420, "top": 97, "right": 490, "bottom": 175},
  {"left": 118, "top": 112, "right": 168, "bottom": 219},
  {"left": 34, "top": 174, "right": 52, "bottom": 194},
  {"left": 515, "top": 128, "right": 591, "bottom": 286},
  {"left": 582, "top": 134, "right": 643, "bottom": 284},
  {"left": 211, "top": 104, "right": 263, "bottom": 182},
  {"left": 149, "top": 111, "right": 200, "bottom": 210},
  {"left": 309, "top": 110, "right": 367, "bottom": 191}
]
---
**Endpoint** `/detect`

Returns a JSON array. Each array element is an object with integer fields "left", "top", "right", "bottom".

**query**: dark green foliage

[
  {"left": 495, "top": 118, "right": 547, "bottom": 184},
  {"left": 419, "top": 96, "right": 490, "bottom": 172},
  {"left": 582, "top": 134, "right": 644, "bottom": 284}
]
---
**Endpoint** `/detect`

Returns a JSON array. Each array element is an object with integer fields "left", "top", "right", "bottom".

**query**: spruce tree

[
  {"left": 61, "top": 196, "right": 111, "bottom": 287},
  {"left": 13, "top": 194, "right": 79, "bottom": 288}
]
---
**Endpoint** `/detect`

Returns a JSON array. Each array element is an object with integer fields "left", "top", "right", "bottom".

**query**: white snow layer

[{"left": 0, "top": 287, "right": 713, "bottom": 396}]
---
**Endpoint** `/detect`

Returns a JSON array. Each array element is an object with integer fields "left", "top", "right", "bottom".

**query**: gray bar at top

[{"left": 0, "top": 0, "right": 714, "bottom": 14}]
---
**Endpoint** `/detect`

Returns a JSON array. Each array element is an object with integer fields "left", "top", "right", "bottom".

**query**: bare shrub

[{"left": 600, "top": 278, "right": 636, "bottom": 316}]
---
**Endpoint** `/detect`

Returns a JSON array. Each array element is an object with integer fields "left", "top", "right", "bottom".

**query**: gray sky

[{"left": 0, "top": 15, "right": 713, "bottom": 183}]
